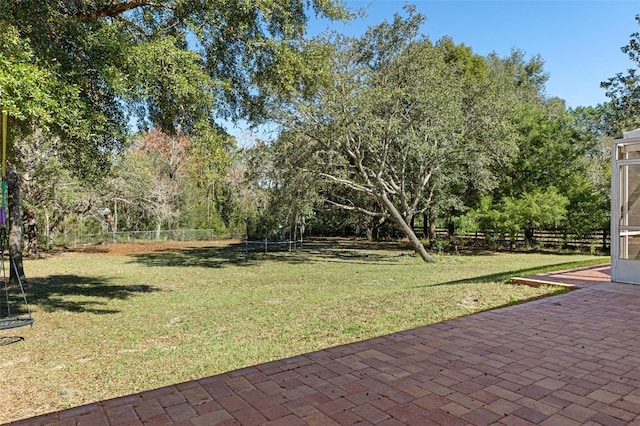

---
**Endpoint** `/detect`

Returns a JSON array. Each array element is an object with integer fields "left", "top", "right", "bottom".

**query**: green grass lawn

[{"left": 0, "top": 239, "right": 607, "bottom": 421}]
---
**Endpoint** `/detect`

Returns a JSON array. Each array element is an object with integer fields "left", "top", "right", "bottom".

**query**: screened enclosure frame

[{"left": 612, "top": 129, "right": 640, "bottom": 284}]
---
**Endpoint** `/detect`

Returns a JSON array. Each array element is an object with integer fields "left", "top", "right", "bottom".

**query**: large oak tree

[
  {"left": 265, "top": 9, "right": 523, "bottom": 262},
  {"left": 1, "top": 0, "right": 350, "bottom": 147}
]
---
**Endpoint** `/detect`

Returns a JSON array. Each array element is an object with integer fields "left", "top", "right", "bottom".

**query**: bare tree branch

[
  {"left": 313, "top": 171, "right": 373, "bottom": 194},
  {"left": 325, "top": 200, "right": 386, "bottom": 217}
]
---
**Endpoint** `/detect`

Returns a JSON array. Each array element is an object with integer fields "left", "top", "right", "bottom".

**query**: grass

[{"left": 0, "top": 239, "right": 607, "bottom": 422}]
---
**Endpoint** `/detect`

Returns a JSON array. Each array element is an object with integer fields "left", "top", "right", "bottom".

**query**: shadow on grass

[
  {"left": 129, "top": 244, "right": 255, "bottom": 268},
  {"left": 416, "top": 258, "right": 609, "bottom": 289},
  {"left": 25, "top": 275, "right": 160, "bottom": 314},
  {"left": 0, "top": 336, "right": 24, "bottom": 346},
  {"left": 128, "top": 239, "right": 412, "bottom": 269},
  {"left": 412, "top": 287, "right": 572, "bottom": 335}
]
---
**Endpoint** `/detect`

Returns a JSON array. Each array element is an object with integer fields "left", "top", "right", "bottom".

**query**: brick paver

[{"left": 10, "top": 263, "right": 640, "bottom": 425}]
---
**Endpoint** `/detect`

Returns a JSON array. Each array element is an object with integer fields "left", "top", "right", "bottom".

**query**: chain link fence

[{"left": 55, "top": 229, "right": 235, "bottom": 247}]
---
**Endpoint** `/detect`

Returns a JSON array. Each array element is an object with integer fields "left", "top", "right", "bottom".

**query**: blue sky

[{"left": 310, "top": 0, "right": 639, "bottom": 109}]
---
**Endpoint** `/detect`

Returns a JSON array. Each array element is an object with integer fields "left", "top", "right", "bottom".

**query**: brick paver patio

[{"left": 11, "top": 263, "right": 640, "bottom": 425}]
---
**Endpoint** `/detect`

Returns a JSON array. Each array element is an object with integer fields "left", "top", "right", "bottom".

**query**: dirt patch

[{"left": 64, "top": 239, "right": 241, "bottom": 255}]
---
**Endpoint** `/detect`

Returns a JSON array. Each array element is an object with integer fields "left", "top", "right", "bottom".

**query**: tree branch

[
  {"left": 325, "top": 200, "right": 386, "bottom": 217},
  {"left": 76, "top": 1, "right": 175, "bottom": 21},
  {"left": 315, "top": 171, "right": 374, "bottom": 194}
]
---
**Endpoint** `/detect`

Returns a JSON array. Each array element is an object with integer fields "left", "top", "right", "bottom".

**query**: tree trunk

[
  {"left": 45, "top": 209, "right": 52, "bottom": 249},
  {"left": 422, "top": 213, "right": 428, "bottom": 238},
  {"left": 206, "top": 185, "right": 211, "bottom": 228},
  {"left": 113, "top": 199, "right": 118, "bottom": 242},
  {"left": 379, "top": 192, "right": 435, "bottom": 262},
  {"left": 427, "top": 209, "right": 437, "bottom": 241},
  {"left": 7, "top": 167, "right": 25, "bottom": 283},
  {"left": 366, "top": 217, "right": 382, "bottom": 241}
]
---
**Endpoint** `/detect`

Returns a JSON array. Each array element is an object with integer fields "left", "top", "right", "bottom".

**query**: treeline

[
  {"left": 237, "top": 11, "right": 615, "bottom": 260},
  {"left": 3, "top": 4, "right": 640, "bottom": 260}
]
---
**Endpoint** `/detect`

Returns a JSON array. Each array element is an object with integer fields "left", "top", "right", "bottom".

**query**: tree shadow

[
  {"left": 128, "top": 239, "right": 412, "bottom": 269},
  {"left": 24, "top": 275, "right": 160, "bottom": 314},
  {"left": 128, "top": 244, "right": 257, "bottom": 268},
  {"left": 415, "top": 259, "right": 608, "bottom": 288}
]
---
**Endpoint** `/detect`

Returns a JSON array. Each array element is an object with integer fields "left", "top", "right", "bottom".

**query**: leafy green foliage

[
  {"left": 124, "top": 36, "right": 217, "bottom": 134},
  {"left": 1, "top": 0, "right": 352, "bottom": 246},
  {"left": 241, "top": 139, "right": 320, "bottom": 240},
  {"left": 0, "top": 26, "right": 58, "bottom": 121},
  {"left": 1, "top": 1, "right": 614, "bottom": 249},
  {"left": 262, "top": 9, "right": 537, "bottom": 260},
  {"left": 456, "top": 96, "right": 612, "bottom": 243},
  {"left": 1, "top": 0, "right": 350, "bottom": 177},
  {"left": 503, "top": 189, "right": 569, "bottom": 232},
  {"left": 456, "top": 189, "right": 568, "bottom": 244},
  {"left": 566, "top": 105, "right": 613, "bottom": 234},
  {"left": 602, "top": 14, "right": 640, "bottom": 134},
  {"left": 15, "top": 131, "right": 98, "bottom": 248}
]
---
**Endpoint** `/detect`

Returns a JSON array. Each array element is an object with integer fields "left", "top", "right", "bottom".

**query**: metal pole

[
  {"left": 1, "top": 109, "right": 6, "bottom": 179},
  {"left": 0, "top": 110, "right": 7, "bottom": 229}
]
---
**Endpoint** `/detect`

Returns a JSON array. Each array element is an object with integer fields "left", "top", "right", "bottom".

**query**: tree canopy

[
  {"left": 262, "top": 9, "right": 546, "bottom": 261},
  {"left": 0, "top": 0, "right": 350, "bottom": 175},
  {"left": 602, "top": 13, "right": 640, "bottom": 134},
  {"left": 0, "top": 2, "right": 617, "bottom": 258}
]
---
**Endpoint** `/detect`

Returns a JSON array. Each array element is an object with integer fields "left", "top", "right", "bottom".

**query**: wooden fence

[{"left": 418, "top": 228, "right": 610, "bottom": 252}]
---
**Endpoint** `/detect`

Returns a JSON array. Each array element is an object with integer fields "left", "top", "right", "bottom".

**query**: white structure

[{"left": 612, "top": 129, "right": 640, "bottom": 284}]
